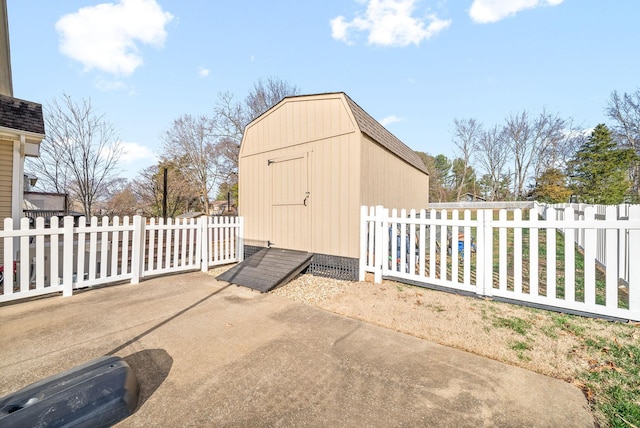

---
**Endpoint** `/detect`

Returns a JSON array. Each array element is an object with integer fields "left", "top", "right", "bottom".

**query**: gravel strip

[
  {"left": 271, "top": 274, "right": 354, "bottom": 305},
  {"left": 205, "top": 263, "right": 354, "bottom": 304}
]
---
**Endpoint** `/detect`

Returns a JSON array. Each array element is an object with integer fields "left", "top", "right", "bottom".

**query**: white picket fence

[
  {"left": 539, "top": 203, "right": 637, "bottom": 287},
  {"left": 359, "top": 205, "right": 640, "bottom": 321},
  {"left": 1, "top": 215, "right": 243, "bottom": 303}
]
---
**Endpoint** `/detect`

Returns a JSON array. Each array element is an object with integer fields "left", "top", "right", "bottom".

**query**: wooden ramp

[{"left": 216, "top": 248, "right": 313, "bottom": 292}]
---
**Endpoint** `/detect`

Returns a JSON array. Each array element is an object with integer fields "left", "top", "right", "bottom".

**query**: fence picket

[
  {"left": 513, "top": 209, "right": 523, "bottom": 295},
  {"left": 463, "top": 210, "right": 471, "bottom": 286},
  {"left": 563, "top": 208, "right": 575, "bottom": 302},
  {"left": 451, "top": 210, "right": 459, "bottom": 282},
  {"left": 50, "top": 217, "right": 59, "bottom": 287},
  {"left": 100, "top": 217, "right": 109, "bottom": 278},
  {"left": 583, "top": 207, "right": 596, "bottom": 306},
  {"left": 498, "top": 209, "right": 507, "bottom": 292},
  {"left": 358, "top": 204, "right": 640, "bottom": 322},
  {"left": 35, "top": 217, "right": 45, "bottom": 289},
  {"left": 418, "top": 209, "right": 426, "bottom": 278},
  {"left": 529, "top": 208, "right": 539, "bottom": 297},
  {"left": 1, "top": 214, "right": 243, "bottom": 303}
]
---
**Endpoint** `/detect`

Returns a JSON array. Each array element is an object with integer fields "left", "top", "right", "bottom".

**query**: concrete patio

[{"left": 0, "top": 272, "right": 593, "bottom": 427}]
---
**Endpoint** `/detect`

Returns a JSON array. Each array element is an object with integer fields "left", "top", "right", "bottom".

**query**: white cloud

[
  {"left": 55, "top": 0, "right": 174, "bottom": 76},
  {"left": 120, "top": 141, "right": 156, "bottom": 162},
  {"left": 94, "top": 77, "right": 128, "bottom": 92},
  {"left": 197, "top": 66, "right": 210, "bottom": 77},
  {"left": 330, "top": 0, "right": 451, "bottom": 47},
  {"left": 380, "top": 115, "right": 404, "bottom": 126},
  {"left": 469, "top": 0, "right": 564, "bottom": 24}
]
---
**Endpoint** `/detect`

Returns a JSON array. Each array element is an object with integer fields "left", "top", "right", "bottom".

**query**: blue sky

[{"left": 7, "top": 0, "right": 640, "bottom": 179}]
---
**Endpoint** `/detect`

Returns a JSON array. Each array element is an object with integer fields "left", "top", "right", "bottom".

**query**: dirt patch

[{"left": 274, "top": 276, "right": 587, "bottom": 378}]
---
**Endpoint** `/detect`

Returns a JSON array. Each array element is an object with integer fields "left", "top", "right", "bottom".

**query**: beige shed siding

[
  {"left": 240, "top": 134, "right": 361, "bottom": 258},
  {"left": 240, "top": 92, "right": 429, "bottom": 260},
  {"left": 0, "top": 139, "right": 13, "bottom": 263},
  {"left": 308, "top": 133, "right": 360, "bottom": 258},
  {"left": 240, "top": 142, "right": 312, "bottom": 249},
  {"left": 240, "top": 94, "right": 356, "bottom": 157},
  {"left": 240, "top": 95, "right": 362, "bottom": 257},
  {"left": 360, "top": 134, "right": 429, "bottom": 211}
]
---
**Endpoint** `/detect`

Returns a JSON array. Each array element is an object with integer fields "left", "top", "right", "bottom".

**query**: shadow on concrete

[
  {"left": 122, "top": 349, "right": 173, "bottom": 410},
  {"left": 105, "top": 283, "right": 231, "bottom": 355}
]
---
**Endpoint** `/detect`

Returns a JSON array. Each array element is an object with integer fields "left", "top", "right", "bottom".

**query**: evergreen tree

[{"left": 568, "top": 124, "right": 637, "bottom": 204}]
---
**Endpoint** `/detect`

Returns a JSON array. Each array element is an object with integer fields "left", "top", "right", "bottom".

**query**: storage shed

[{"left": 238, "top": 92, "right": 429, "bottom": 278}]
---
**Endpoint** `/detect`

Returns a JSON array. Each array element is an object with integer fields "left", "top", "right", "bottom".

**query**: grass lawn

[{"left": 407, "top": 208, "right": 638, "bottom": 426}]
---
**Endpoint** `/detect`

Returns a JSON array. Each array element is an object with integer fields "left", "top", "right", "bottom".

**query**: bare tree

[
  {"left": 503, "top": 111, "right": 532, "bottom": 199},
  {"left": 27, "top": 94, "right": 122, "bottom": 216},
  {"left": 606, "top": 89, "right": 640, "bottom": 199},
  {"left": 503, "top": 110, "right": 566, "bottom": 200},
  {"left": 474, "top": 125, "right": 510, "bottom": 201},
  {"left": 211, "top": 77, "right": 300, "bottom": 189},
  {"left": 530, "top": 110, "right": 567, "bottom": 186},
  {"left": 451, "top": 118, "right": 481, "bottom": 200},
  {"left": 161, "top": 115, "right": 226, "bottom": 215},
  {"left": 244, "top": 77, "right": 300, "bottom": 122},
  {"left": 130, "top": 162, "right": 197, "bottom": 217}
]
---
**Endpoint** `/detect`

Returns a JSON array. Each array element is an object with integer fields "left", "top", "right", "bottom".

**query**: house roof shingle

[{"left": 0, "top": 94, "right": 45, "bottom": 135}]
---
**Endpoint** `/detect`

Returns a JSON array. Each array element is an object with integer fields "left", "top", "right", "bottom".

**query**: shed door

[{"left": 269, "top": 153, "right": 310, "bottom": 251}]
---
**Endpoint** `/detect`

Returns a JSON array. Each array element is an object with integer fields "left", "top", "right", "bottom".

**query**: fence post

[
  {"left": 130, "top": 215, "right": 145, "bottom": 284},
  {"left": 374, "top": 205, "right": 385, "bottom": 284},
  {"left": 477, "top": 209, "right": 493, "bottom": 297},
  {"left": 359, "top": 206, "right": 368, "bottom": 281},
  {"left": 237, "top": 216, "right": 245, "bottom": 262},
  {"left": 62, "top": 216, "right": 74, "bottom": 297},
  {"left": 3, "top": 218, "right": 14, "bottom": 294},
  {"left": 629, "top": 205, "right": 640, "bottom": 312},
  {"left": 200, "top": 216, "right": 209, "bottom": 272}
]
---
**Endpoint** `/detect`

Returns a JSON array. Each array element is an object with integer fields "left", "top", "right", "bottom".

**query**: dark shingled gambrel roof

[
  {"left": 271, "top": 92, "right": 428, "bottom": 175},
  {"left": 342, "top": 93, "right": 428, "bottom": 174},
  {"left": 0, "top": 94, "right": 45, "bottom": 135}
]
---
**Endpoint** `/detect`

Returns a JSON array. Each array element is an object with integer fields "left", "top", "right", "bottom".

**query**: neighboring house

[
  {"left": 239, "top": 92, "right": 429, "bottom": 272},
  {"left": 1, "top": 1, "right": 46, "bottom": 264},
  {"left": 210, "top": 200, "right": 236, "bottom": 216},
  {"left": 462, "top": 192, "right": 486, "bottom": 202}
]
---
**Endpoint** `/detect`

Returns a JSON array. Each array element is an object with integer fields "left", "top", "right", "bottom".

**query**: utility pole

[{"left": 0, "top": 0, "right": 14, "bottom": 96}]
